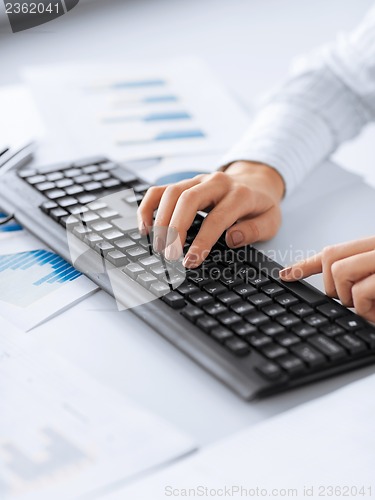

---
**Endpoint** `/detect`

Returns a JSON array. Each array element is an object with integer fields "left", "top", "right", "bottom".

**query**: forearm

[{"left": 222, "top": 6, "right": 375, "bottom": 194}]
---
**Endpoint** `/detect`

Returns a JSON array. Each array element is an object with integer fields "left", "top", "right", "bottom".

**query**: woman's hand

[
  {"left": 137, "top": 161, "right": 285, "bottom": 268},
  {"left": 280, "top": 236, "right": 375, "bottom": 322}
]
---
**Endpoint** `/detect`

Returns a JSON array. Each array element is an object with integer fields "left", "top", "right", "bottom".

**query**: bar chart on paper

[
  {"left": 0, "top": 250, "right": 81, "bottom": 308},
  {"left": 0, "top": 214, "right": 97, "bottom": 330}
]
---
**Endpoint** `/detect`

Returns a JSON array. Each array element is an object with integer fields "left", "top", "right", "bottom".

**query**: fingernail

[
  {"left": 183, "top": 253, "right": 198, "bottom": 268},
  {"left": 153, "top": 236, "right": 164, "bottom": 253},
  {"left": 231, "top": 230, "right": 244, "bottom": 247},
  {"left": 279, "top": 266, "right": 292, "bottom": 279}
]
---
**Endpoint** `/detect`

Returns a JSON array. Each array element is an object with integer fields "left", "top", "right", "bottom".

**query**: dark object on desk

[{"left": 1, "top": 155, "right": 375, "bottom": 400}]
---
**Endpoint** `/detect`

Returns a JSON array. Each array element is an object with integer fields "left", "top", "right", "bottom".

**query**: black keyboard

[{"left": 12, "top": 156, "right": 375, "bottom": 398}]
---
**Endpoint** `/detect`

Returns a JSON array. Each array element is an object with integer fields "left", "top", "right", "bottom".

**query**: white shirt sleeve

[{"left": 221, "top": 6, "right": 375, "bottom": 194}]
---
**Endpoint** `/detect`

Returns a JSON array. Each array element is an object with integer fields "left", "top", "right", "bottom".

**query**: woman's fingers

[
  {"left": 137, "top": 185, "right": 166, "bottom": 233},
  {"left": 352, "top": 273, "right": 375, "bottom": 322},
  {"left": 280, "top": 253, "right": 323, "bottom": 281},
  {"left": 225, "top": 205, "right": 282, "bottom": 248}
]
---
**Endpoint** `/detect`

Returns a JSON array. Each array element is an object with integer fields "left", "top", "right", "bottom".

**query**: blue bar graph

[
  {"left": 103, "top": 111, "right": 191, "bottom": 124},
  {"left": 0, "top": 212, "right": 22, "bottom": 233},
  {"left": 118, "top": 129, "right": 205, "bottom": 146},
  {"left": 0, "top": 250, "right": 81, "bottom": 307}
]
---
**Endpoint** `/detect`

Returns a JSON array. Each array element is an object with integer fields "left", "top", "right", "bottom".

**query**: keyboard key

[
  {"left": 275, "top": 293, "right": 299, "bottom": 307},
  {"left": 73, "top": 225, "right": 92, "bottom": 239},
  {"left": 77, "top": 193, "right": 97, "bottom": 204},
  {"left": 231, "top": 321, "right": 257, "bottom": 337},
  {"left": 203, "top": 302, "right": 228, "bottom": 316},
  {"left": 126, "top": 246, "right": 149, "bottom": 260},
  {"left": 274, "top": 332, "right": 300, "bottom": 347},
  {"left": 139, "top": 255, "right": 161, "bottom": 268},
  {"left": 36, "top": 181, "right": 56, "bottom": 192},
  {"left": 290, "top": 343, "right": 326, "bottom": 367},
  {"left": 233, "top": 283, "right": 257, "bottom": 298},
  {"left": 123, "top": 262, "right": 144, "bottom": 279},
  {"left": 219, "top": 273, "right": 243, "bottom": 289},
  {"left": 137, "top": 272, "right": 158, "bottom": 289},
  {"left": 75, "top": 174, "right": 93, "bottom": 184},
  {"left": 181, "top": 305, "right": 204, "bottom": 322},
  {"left": 67, "top": 204, "right": 88, "bottom": 215},
  {"left": 149, "top": 264, "right": 167, "bottom": 278},
  {"left": 104, "top": 178, "right": 123, "bottom": 189},
  {"left": 83, "top": 165, "right": 99, "bottom": 174},
  {"left": 93, "top": 172, "right": 111, "bottom": 182},
  {"left": 87, "top": 200, "right": 108, "bottom": 211},
  {"left": 356, "top": 328, "right": 375, "bottom": 348},
  {"left": 65, "top": 168, "right": 82, "bottom": 177},
  {"left": 85, "top": 233, "right": 103, "bottom": 247},
  {"left": 132, "top": 182, "right": 151, "bottom": 193},
  {"left": 80, "top": 211, "right": 99, "bottom": 224},
  {"left": 66, "top": 185, "right": 85, "bottom": 195},
  {"left": 83, "top": 181, "right": 102, "bottom": 192},
  {"left": 217, "top": 311, "right": 242, "bottom": 326},
  {"left": 336, "top": 315, "right": 365, "bottom": 332},
  {"left": 319, "top": 324, "right": 345, "bottom": 337},
  {"left": 46, "top": 172, "right": 64, "bottom": 181},
  {"left": 196, "top": 315, "right": 219, "bottom": 333},
  {"left": 46, "top": 189, "right": 66, "bottom": 199},
  {"left": 56, "top": 178, "right": 74, "bottom": 188},
  {"left": 162, "top": 291, "right": 185, "bottom": 309},
  {"left": 95, "top": 241, "right": 115, "bottom": 256},
  {"left": 261, "top": 344, "right": 288, "bottom": 359},
  {"left": 255, "top": 362, "right": 282, "bottom": 380},
  {"left": 260, "top": 322, "right": 285, "bottom": 336},
  {"left": 96, "top": 208, "right": 119, "bottom": 220},
  {"left": 336, "top": 334, "right": 367, "bottom": 355},
  {"left": 107, "top": 250, "right": 127, "bottom": 267},
  {"left": 149, "top": 281, "right": 170, "bottom": 297},
  {"left": 230, "top": 301, "right": 255, "bottom": 316},
  {"left": 114, "top": 238, "right": 136, "bottom": 251},
  {"left": 245, "top": 311, "right": 269, "bottom": 326},
  {"left": 19, "top": 168, "right": 37, "bottom": 178},
  {"left": 40, "top": 200, "right": 58, "bottom": 212},
  {"left": 217, "top": 292, "right": 241, "bottom": 306},
  {"left": 58, "top": 197, "right": 79, "bottom": 208},
  {"left": 316, "top": 302, "right": 347, "bottom": 319},
  {"left": 292, "top": 324, "right": 317, "bottom": 338},
  {"left": 262, "top": 304, "right": 286, "bottom": 318},
  {"left": 276, "top": 313, "right": 300, "bottom": 328},
  {"left": 189, "top": 292, "right": 214, "bottom": 307},
  {"left": 277, "top": 354, "right": 305, "bottom": 375},
  {"left": 203, "top": 282, "right": 227, "bottom": 296},
  {"left": 248, "top": 293, "right": 272, "bottom": 307},
  {"left": 304, "top": 314, "right": 329, "bottom": 328},
  {"left": 261, "top": 283, "right": 284, "bottom": 297},
  {"left": 308, "top": 334, "right": 347, "bottom": 361},
  {"left": 211, "top": 326, "right": 233, "bottom": 343},
  {"left": 247, "top": 332, "right": 272, "bottom": 348},
  {"left": 102, "top": 229, "right": 124, "bottom": 242},
  {"left": 247, "top": 274, "right": 271, "bottom": 288},
  {"left": 91, "top": 220, "right": 113, "bottom": 232},
  {"left": 50, "top": 207, "right": 68, "bottom": 221},
  {"left": 28, "top": 174, "right": 46, "bottom": 184},
  {"left": 276, "top": 280, "right": 326, "bottom": 306},
  {"left": 224, "top": 338, "right": 250, "bottom": 357},
  {"left": 290, "top": 303, "right": 314, "bottom": 318}
]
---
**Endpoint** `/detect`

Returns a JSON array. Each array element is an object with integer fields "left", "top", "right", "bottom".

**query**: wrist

[{"left": 224, "top": 160, "right": 286, "bottom": 202}]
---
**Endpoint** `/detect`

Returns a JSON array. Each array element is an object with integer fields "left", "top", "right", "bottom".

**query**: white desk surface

[{"left": 1, "top": 0, "right": 375, "bottom": 448}]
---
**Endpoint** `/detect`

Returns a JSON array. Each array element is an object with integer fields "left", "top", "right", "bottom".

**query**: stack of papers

[
  {"left": 104, "top": 372, "right": 375, "bottom": 500},
  {"left": 23, "top": 58, "right": 250, "bottom": 163},
  {"left": 0, "top": 324, "right": 195, "bottom": 500}
]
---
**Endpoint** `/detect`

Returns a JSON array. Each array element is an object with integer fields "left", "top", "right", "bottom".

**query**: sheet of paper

[
  {"left": 0, "top": 322, "right": 195, "bottom": 500},
  {"left": 0, "top": 214, "right": 97, "bottom": 331},
  {"left": 104, "top": 372, "right": 375, "bottom": 500},
  {"left": 23, "top": 58, "right": 250, "bottom": 162}
]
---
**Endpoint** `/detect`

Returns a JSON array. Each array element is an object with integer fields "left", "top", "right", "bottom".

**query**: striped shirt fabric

[{"left": 221, "top": 5, "right": 375, "bottom": 195}]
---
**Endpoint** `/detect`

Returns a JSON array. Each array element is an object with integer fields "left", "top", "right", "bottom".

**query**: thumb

[{"left": 225, "top": 206, "right": 281, "bottom": 248}]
